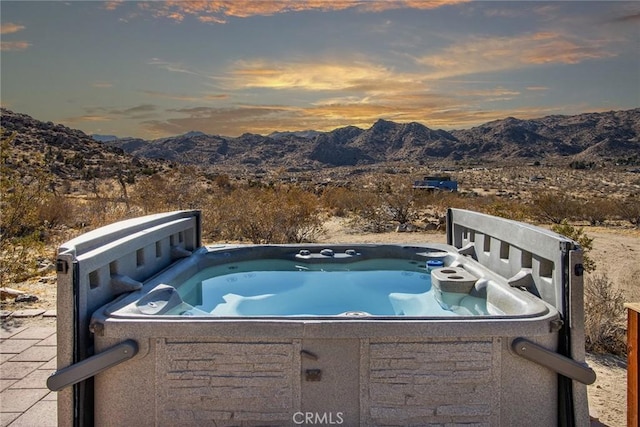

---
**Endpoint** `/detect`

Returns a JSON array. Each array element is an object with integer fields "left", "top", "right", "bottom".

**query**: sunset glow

[{"left": 1, "top": 1, "right": 638, "bottom": 138}]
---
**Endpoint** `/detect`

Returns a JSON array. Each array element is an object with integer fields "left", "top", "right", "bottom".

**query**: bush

[
  {"left": 0, "top": 233, "right": 44, "bottom": 286},
  {"left": 207, "top": 186, "right": 323, "bottom": 243},
  {"left": 551, "top": 220, "right": 596, "bottom": 272},
  {"left": 38, "top": 195, "right": 75, "bottom": 228},
  {"left": 579, "top": 197, "right": 616, "bottom": 226},
  {"left": 482, "top": 199, "right": 529, "bottom": 221},
  {"left": 350, "top": 191, "right": 392, "bottom": 233},
  {"left": 1, "top": 136, "right": 52, "bottom": 238},
  {"left": 531, "top": 192, "right": 580, "bottom": 224},
  {"left": 1, "top": 130, "right": 54, "bottom": 285},
  {"left": 583, "top": 273, "right": 626, "bottom": 355},
  {"left": 321, "top": 186, "right": 359, "bottom": 217},
  {"left": 616, "top": 196, "right": 640, "bottom": 228}
]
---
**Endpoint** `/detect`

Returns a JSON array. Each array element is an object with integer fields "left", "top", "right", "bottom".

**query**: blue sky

[{"left": 1, "top": 1, "right": 638, "bottom": 138}]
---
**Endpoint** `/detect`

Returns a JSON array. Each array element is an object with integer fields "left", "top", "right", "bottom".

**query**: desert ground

[{"left": 3, "top": 216, "right": 637, "bottom": 426}]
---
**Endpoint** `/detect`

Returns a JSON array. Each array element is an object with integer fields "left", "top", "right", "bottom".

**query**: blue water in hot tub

[{"left": 175, "top": 259, "right": 489, "bottom": 317}]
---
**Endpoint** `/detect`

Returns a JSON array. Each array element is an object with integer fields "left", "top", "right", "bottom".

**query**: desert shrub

[
  {"left": 551, "top": 220, "right": 595, "bottom": 272},
  {"left": 569, "top": 160, "right": 595, "bottom": 170},
  {"left": 414, "top": 191, "right": 474, "bottom": 219},
  {"left": 208, "top": 186, "right": 322, "bottom": 243},
  {"left": 0, "top": 233, "right": 44, "bottom": 286},
  {"left": 481, "top": 199, "right": 530, "bottom": 221},
  {"left": 346, "top": 179, "right": 419, "bottom": 232},
  {"left": 579, "top": 197, "right": 616, "bottom": 226},
  {"left": 38, "top": 195, "right": 75, "bottom": 228},
  {"left": 383, "top": 181, "right": 416, "bottom": 224},
  {"left": 1, "top": 135, "right": 52, "bottom": 239},
  {"left": 350, "top": 191, "right": 392, "bottom": 233},
  {"left": 132, "top": 166, "right": 205, "bottom": 214},
  {"left": 1, "top": 131, "right": 55, "bottom": 285},
  {"left": 616, "top": 196, "right": 640, "bottom": 228},
  {"left": 531, "top": 192, "right": 580, "bottom": 224},
  {"left": 321, "top": 186, "right": 359, "bottom": 216},
  {"left": 280, "top": 187, "right": 324, "bottom": 242},
  {"left": 583, "top": 273, "right": 626, "bottom": 355}
]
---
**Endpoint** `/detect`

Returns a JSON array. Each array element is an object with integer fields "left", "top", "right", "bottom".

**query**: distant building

[{"left": 412, "top": 176, "right": 458, "bottom": 192}]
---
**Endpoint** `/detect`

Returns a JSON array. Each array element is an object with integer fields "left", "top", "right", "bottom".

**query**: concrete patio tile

[
  {"left": 10, "top": 346, "right": 56, "bottom": 362},
  {"left": 42, "top": 310, "right": 57, "bottom": 318},
  {"left": 0, "top": 311, "right": 13, "bottom": 320},
  {"left": 0, "top": 353, "right": 15, "bottom": 364},
  {"left": 10, "top": 368, "right": 55, "bottom": 389},
  {"left": 0, "top": 361, "right": 44, "bottom": 380},
  {"left": 11, "top": 327, "right": 56, "bottom": 340},
  {"left": 0, "top": 339, "right": 39, "bottom": 354},
  {"left": 0, "top": 388, "right": 48, "bottom": 412},
  {"left": 11, "top": 310, "right": 45, "bottom": 318},
  {"left": 0, "top": 326, "right": 27, "bottom": 340},
  {"left": 0, "top": 412, "right": 20, "bottom": 427},
  {"left": 40, "top": 358, "right": 57, "bottom": 370},
  {"left": 9, "top": 400, "right": 57, "bottom": 427},
  {"left": 42, "top": 391, "right": 57, "bottom": 401},
  {"left": 35, "top": 334, "right": 57, "bottom": 347},
  {"left": 0, "top": 379, "right": 17, "bottom": 392}
]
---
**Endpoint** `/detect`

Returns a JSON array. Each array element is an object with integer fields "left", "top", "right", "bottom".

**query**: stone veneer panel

[
  {"left": 155, "top": 339, "right": 299, "bottom": 426},
  {"left": 365, "top": 339, "right": 500, "bottom": 426}
]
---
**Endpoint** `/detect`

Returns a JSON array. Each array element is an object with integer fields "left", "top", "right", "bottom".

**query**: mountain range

[
  {"left": 105, "top": 109, "right": 639, "bottom": 168},
  {"left": 0, "top": 108, "right": 167, "bottom": 186},
  {"left": 2, "top": 108, "right": 639, "bottom": 179}
]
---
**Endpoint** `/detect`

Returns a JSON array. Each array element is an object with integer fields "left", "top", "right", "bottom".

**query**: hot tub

[{"left": 49, "top": 209, "right": 595, "bottom": 426}]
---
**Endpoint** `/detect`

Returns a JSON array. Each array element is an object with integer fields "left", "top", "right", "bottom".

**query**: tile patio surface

[{"left": 1, "top": 318, "right": 57, "bottom": 427}]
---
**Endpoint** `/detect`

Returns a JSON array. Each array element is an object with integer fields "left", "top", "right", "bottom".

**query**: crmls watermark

[{"left": 292, "top": 412, "right": 344, "bottom": 425}]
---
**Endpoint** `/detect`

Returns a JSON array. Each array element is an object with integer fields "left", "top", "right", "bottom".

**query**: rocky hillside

[
  {"left": 2, "top": 108, "right": 639, "bottom": 178},
  {"left": 108, "top": 109, "right": 639, "bottom": 167},
  {"left": 1, "top": 108, "right": 166, "bottom": 189},
  {"left": 451, "top": 110, "right": 640, "bottom": 160}
]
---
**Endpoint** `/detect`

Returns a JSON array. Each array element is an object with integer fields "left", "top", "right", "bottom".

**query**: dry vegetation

[
  {"left": 2, "top": 130, "right": 639, "bottom": 358},
  {"left": 2, "top": 131, "right": 637, "bottom": 426}
]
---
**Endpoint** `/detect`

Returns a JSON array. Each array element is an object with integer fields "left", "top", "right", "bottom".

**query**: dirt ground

[{"left": 3, "top": 216, "right": 636, "bottom": 426}]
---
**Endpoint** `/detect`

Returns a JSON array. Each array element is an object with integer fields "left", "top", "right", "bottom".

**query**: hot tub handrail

[
  {"left": 511, "top": 337, "right": 596, "bottom": 385},
  {"left": 47, "top": 340, "right": 138, "bottom": 392}
]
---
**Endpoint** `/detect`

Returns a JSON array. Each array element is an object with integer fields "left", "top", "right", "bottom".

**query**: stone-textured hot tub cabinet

[{"left": 49, "top": 209, "right": 595, "bottom": 426}]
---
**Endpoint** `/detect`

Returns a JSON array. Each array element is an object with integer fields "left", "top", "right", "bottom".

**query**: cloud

[
  {"left": 64, "top": 115, "right": 111, "bottom": 125},
  {"left": 92, "top": 82, "right": 114, "bottom": 88},
  {"left": 608, "top": 12, "right": 640, "bottom": 24},
  {"left": 142, "top": 90, "right": 229, "bottom": 102},
  {"left": 103, "top": 1, "right": 123, "bottom": 11},
  {"left": 1, "top": 23, "right": 25, "bottom": 35},
  {"left": 0, "top": 41, "right": 30, "bottom": 51},
  {"left": 107, "top": 104, "right": 159, "bottom": 119},
  {"left": 223, "top": 59, "right": 422, "bottom": 93},
  {"left": 147, "top": 58, "right": 211, "bottom": 79},
  {"left": 117, "top": 0, "right": 469, "bottom": 24},
  {"left": 139, "top": 95, "right": 582, "bottom": 138},
  {"left": 142, "top": 105, "right": 298, "bottom": 137},
  {"left": 138, "top": 54, "right": 561, "bottom": 136},
  {"left": 118, "top": 104, "right": 157, "bottom": 114},
  {"left": 417, "top": 31, "right": 617, "bottom": 79}
]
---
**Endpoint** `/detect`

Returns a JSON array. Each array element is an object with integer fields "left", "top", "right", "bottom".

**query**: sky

[{"left": 1, "top": 1, "right": 639, "bottom": 139}]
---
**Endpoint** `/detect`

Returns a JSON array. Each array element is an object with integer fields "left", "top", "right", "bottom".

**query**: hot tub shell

[{"left": 51, "top": 209, "right": 593, "bottom": 426}]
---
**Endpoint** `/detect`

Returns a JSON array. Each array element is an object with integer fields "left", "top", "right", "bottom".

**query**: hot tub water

[{"left": 172, "top": 259, "right": 490, "bottom": 317}]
